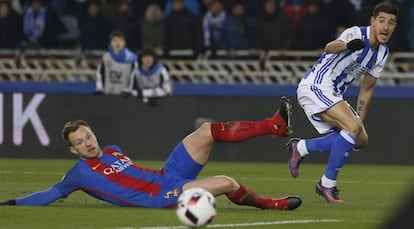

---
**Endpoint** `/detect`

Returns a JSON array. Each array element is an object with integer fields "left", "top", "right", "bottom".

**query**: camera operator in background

[
  {"left": 94, "top": 30, "right": 137, "bottom": 96},
  {"left": 125, "top": 48, "right": 172, "bottom": 106}
]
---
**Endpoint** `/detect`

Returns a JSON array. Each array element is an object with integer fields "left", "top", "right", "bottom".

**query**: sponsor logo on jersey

[
  {"left": 345, "top": 33, "right": 353, "bottom": 42},
  {"left": 103, "top": 157, "right": 133, "bottom": 175},
  {"left": 343, "top": 61, "right": 368, "bottom": 77},
  {"left": 92, "top": 163, "right": 101, "bottom": 170}
]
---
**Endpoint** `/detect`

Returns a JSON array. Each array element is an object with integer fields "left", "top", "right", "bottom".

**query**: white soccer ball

[{"left": 176, "top": 187, "right": 217, "bottom": 227}]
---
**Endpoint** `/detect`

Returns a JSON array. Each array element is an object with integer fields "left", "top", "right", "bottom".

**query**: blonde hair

[{"left": 62, "top": 120, "right": 90, "bottom": 146}]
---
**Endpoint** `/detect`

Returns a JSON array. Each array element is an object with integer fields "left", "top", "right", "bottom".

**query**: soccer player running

[
  {"left": 0, "top": 98, "right": 302, "bottom": 210},
  {"left": 287, "top": 2, "right": 398, "bottom": 203}
]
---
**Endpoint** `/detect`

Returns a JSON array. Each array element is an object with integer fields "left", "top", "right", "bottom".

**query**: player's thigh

[
  {"left": 182, "top": 123, "right": 214, "bottom": 164},
  {"left": 318, "top": 101, "right": 362, "bottom": 135},
  {"left": 183, "top": 176, "right": 239, "bottom": 196},
  {"left": 164, "top": 142, "right": 204, "bottom": 180}
]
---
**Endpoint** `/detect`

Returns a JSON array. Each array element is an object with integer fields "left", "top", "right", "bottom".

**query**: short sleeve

[
  {"left": 337, "top": 26, "right": 362, "bottom": 43},
  {"left": 368, "top": 45, "right": 389, "bottom": 78}
]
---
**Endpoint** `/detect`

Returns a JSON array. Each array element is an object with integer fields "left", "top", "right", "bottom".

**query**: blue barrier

[{"left": 1, "top": 82, "right": 414, "bottom": 98}]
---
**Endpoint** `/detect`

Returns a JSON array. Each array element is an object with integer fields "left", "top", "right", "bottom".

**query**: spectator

[
  {"left": 65, "top": 0, "right": 90, "bottom": 20},
  {"left": 245, "top": 0, "right": 267, "bottom": 17},
  {"left": 200, "top": 0, "right": 213, "bottom": 16},
  {"left": 100, "top": 0, "right": 118, "bottom": 19},
  {"left": 79, "top": 1, "right": 111, "bottom": 50},
  {"left": 220, "top": 3, "right": 257, "bottom": 54},
  {"left": 410, "top": 1, "right": 414, "bottom": 51},
  {"left": 0, "top": 0, "right": 23, "bottom": 49},
  {"left": 129, "top": 0, "right": 165, "bottom": 17},
  {"left": 141, "top": 3, "right": 164, "bottom": 56},
  {"left": 202, "top": 0, "right": 226, "bottom": 53},
  {"left": 163, "top": 0, "right": 201, "bottom": 17},
  {"left": 95, "top": 30, "right": 137, "bottom": 96},
  {"left": 386, "top": 0, "right": 410, "bottom": 51},
  {"left": 282, "top": 0, "right": 308, "bottom": 30},
  {"left": 353, "top": 0, "right": 377, "bottom": 25},
  {"left": 111, "top": 0, "right": 140, "bottom": 51},
  {"left": 164, "top": 0, "right": 202, "bottom": 56},
  {"left": 319, "top": 0, "right": 356, "bottom": 39},
  {"left": 127, "top": 48, "right": 172, "bottom": 106},
  {"left": 22, "top": 0, "right": 65, "bottom": 48},
  {"left": 10, "top": 0, "right": 23, "bottom": 15},
  {"left": 293, "top": 0, "right": 330, "bottom": 50},
  {"left": 257, "top": 0, "right": 292, "bottom": 51}
]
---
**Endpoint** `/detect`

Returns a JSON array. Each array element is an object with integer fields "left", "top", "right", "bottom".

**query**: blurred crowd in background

[{"left": 0, "top": 0, "right": 413, "bottom": 58}]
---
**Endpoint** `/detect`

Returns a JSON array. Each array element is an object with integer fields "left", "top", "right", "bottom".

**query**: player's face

[
  {"left": 370, "top": 12, "right": 397, "bottom": 45},
  {"left": 142, "top": 55, "right": 154, "bottom": 69},
  {"left": 110, "top": 37, "right": 126, "bottom": 53},
  {"left": 68, "top": 126, "right": 102, "bottom": 160}
]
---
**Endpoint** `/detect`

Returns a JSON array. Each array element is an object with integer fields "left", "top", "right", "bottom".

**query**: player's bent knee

[
  {"left": 345, "top": 122, "right": 363, "bottom": 137},
  {"left": 198, "top": 122, "right": 212, "bottom": 135},
  {"left": 355, "top": 134, "right": 368, "bottom": 149},
  {"left": 214, "top": 175, "right": 239, "bottom": 193}
]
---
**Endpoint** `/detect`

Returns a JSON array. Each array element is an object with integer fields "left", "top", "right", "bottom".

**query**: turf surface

[{"left": 0, "top": 159, "right": 413, "bottom": 229}]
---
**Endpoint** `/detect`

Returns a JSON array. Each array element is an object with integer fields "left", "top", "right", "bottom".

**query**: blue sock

[
  {"left": 324, "top": 130, "right": 356, "bottom": 180},
  {"left": 305, "top": 132, "right": 339, "bottom": 153}
]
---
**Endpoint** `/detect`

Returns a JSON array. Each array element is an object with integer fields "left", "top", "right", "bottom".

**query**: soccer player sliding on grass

[
  {"left": 287, "top": 2, "right": 398, "bottom": 203},
  {"left": 1, "top": 97, "right": 301, "bottom": 210}
]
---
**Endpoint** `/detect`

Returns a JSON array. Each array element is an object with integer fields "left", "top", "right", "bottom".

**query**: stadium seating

[{"left": 0, "top": 49, "right": 413, "bottom": 86}]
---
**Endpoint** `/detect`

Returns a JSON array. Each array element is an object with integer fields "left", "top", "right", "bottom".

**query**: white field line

[
  {"left": 1, "top": 170, "right": 412, "bottom": 186},
  {"left": 138, "top": 219, "right": 344, "bottom": 229}
]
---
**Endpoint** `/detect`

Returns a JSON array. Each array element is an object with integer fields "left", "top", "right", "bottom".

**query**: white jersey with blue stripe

[{"left": 299, "top": 26, "right": 389, "bottom": 95}]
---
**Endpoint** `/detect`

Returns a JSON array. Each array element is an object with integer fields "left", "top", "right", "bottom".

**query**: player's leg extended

[
  {"left": 316, "top": 102, "right": 363, "bottom": 203},
  {"left": 183, "top": 97, "right": 292, "bottom": 165},
  {"left": 183, "top": 176, "right": 301, "bottom": 210},
  {"left": 288, "top": 101, "right": 363, "bottom": 177},
  {"left": 211, "top": 96, "right": 292, "bottom": 143},
  {"left": 182, "top": 123, "right": 216, "bottom": 165}
]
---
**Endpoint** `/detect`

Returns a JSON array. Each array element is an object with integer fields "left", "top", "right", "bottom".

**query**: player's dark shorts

[{"left": 157, "top": 141, "right": 204, "bottom": 208}]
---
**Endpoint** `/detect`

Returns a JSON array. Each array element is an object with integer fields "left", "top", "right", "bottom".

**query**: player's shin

[
  {"left": 305, "top": 132, "right": 339, "bottom": 153},
  {"left": 225, "top": 182, "right": 269, "bottom": 209},
  {"left": 211, "top": 121, "right": 273, "bottom": 143},
  {"left": 324, "top": 130, "right": 356, "bottom": 184}
]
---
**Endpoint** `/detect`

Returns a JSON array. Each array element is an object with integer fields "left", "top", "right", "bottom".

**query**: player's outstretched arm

[
  {"left": 0, "top": 186, "right": 65, "bottom": 206},
  {"left": 324, "top": 39, "right": 365, "bottom": 54}
]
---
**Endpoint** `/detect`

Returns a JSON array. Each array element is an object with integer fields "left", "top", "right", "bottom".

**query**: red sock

[
  {"left": 211, "top": 121, "right": 273, "bottom": 143},
  {"left": 226, "top": 183, "right": 271, "bottom": 209}
]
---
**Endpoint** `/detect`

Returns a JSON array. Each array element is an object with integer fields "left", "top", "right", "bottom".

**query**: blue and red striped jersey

[{"left": 16, "top": 145, "right": 185, "bottom": 208}]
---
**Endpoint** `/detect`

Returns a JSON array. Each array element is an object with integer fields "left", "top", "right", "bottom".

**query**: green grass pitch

[{"left": 0, "top": 159, "right": 413, "bottom": 229}]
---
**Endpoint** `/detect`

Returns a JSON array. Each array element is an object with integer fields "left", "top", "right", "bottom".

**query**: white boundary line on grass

[
  {"left": 138, "top": 219, "right": 343, "bottom": 229},
  {"left": 1, "top": 170, "right": 412, "bottom": 185}
]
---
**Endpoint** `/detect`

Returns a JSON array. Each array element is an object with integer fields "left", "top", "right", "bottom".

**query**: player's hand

[
  {"left": 120, "top": 89, "right": 131, "bottom": 98},
  {"left": 0, "top": 199, "right": 16, "bottom": 205},
  {"left": 135, "top": 89, "right": 143, "bottom": 99},
  {"left": 93, "top": 90, "right": 103, "bottom": 96},
  {"left": 347, "top": 39, "right": 365, "bottom": 51}
]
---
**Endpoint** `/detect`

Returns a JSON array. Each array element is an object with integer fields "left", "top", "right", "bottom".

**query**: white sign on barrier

[{"left": 0, "top": 93, "right": 49, "bottom": 146}]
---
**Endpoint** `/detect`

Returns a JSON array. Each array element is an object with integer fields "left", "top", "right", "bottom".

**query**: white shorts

[{"left": 297, "top": 82, "right": 344, "bottom": 134}]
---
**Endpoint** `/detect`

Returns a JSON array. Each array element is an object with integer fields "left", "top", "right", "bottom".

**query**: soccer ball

[{"left": 176, "top": 188, "right": 217, "bottom": 227}]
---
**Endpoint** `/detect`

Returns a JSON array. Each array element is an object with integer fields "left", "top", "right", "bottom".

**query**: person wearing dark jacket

[
  {"left": 0, "top": 0, "right": 23, "bottom": 49},
  {"left": 79, "top": 2, "right": 112, "bottom": 50},
  {"left": 164, "top": 0, "right": 202, "bottom": 56},
  {"left": 22, "top": 0, "right": 65, "bottom": 48},
  {"left": 257, "top": 0, "right": 292, "bottom": 51},
  {"left": 220, "top": 3, "right": 257, "bottom": 52}
]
